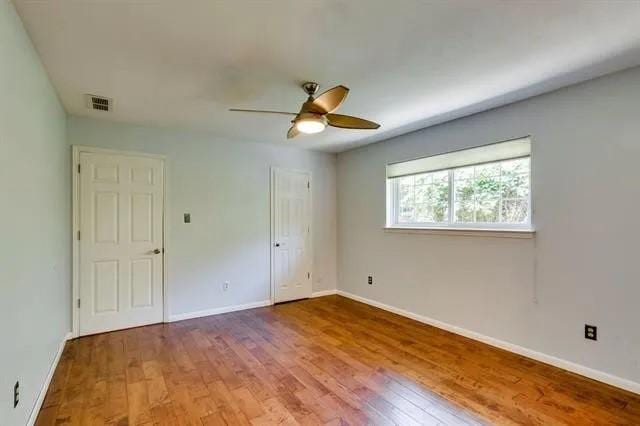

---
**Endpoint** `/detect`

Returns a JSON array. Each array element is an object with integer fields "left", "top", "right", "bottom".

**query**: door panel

[
  {"left": 94, "top": 191, "right": 119, "bottom": 243},
  {"left": 272, "top": 169, "right": 311, "bottom": 303},
  {"left": 79, "top": 152, "right": 164, "bottom": 335},
  {"left": 131, "top": 192, "right": 153, "bottom": 242},
  {"left": 131, "top": 258, "right": 153, "bottom": 308},
  {"left": 93, "top": 260, "right": 119, "bottom": 313}
]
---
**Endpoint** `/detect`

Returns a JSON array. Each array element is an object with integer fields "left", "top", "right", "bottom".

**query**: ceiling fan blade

[
  {"left": 311, "top": 85, "right": 349, "bottom": 113},
  {"left": 326, "top": 113, "right": 380, "bottom": 129},
  {"left": 287, "top": 125, "right": 300, "bottom": 139},
  {"left": 229, "top": 108, "right": 297, "bottom": 116}
]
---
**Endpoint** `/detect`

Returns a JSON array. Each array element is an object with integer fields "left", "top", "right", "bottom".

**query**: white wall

[
  {"left": 68, "top": 117, "right": 337, "bottom": 318},
  {"left": 337, "top": 66, "right": 640, "bottom": 386},
  {"left": 0, "top": 1, "right": 70, "bottom": 424}
]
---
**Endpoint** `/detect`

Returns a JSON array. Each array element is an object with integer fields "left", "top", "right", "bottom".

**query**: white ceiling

[{"left": 14, "top": 0, "right": 640, "bottom": 152}]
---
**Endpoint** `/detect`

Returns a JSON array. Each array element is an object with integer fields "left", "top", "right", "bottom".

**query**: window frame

[{"left": 387, "top": 156, "right": 533, "bottom": 232}]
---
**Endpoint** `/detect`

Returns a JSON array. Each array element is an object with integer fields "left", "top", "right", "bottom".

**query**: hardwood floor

[{"left": 36, "top": 295, "right": 640, "bottom": 425}]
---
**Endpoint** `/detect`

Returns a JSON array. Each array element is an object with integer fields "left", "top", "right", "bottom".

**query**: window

[{"left": 387, "top": 138, "right": 532, "bottom": 231}]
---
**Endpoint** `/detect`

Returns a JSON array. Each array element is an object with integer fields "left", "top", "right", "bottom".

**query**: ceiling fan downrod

[{"left": 302, "top": 82, "right": 320, "bottom": 98}]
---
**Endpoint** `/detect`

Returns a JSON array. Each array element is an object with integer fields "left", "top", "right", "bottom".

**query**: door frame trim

[
  {"left": 270, "top": 167, "right": 313, "bottom": 305},
  {"left": 71, "top": 145, "right": 169, "bottom": 338}
]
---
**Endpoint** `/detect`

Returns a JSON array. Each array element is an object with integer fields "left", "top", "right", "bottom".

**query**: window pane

[
  {"left": 501, "top": 157, "right": 528, "bottom": 173},
  {"left": 397, "top": 179, "right": 414, "bottom": 223},
  {"left": 501, "top": 199, "right": 528, "bottom": 223},
  {"left": 475, "top": 162, "right": 501, "bottom": 179},
  {"left": 501, "top": 172, "right": 529, "bottom": 198},
  {"left": 424, "top": 185, "right": 449, "bottom": 222},
  {"left": 395, "top": 170, "right": 449, "bottom": 224},
  {"left": 475, "top": 197, "right": 499, "bottom": 222},
  {"left": 414, "top": 203, "right": 431, "bottom": 222},
  {"left": 432, "top": 170, "right": 449, "bottom": 182},
  {"left": 414, "top": 174, "right": 431, "bottom": 186},
  {"left": 453, "top": 177, "right": 474, "bottom": 222},
  {"left": 454, "top": 178, "right": 474, "bottom": 201},
  {"left": 455, "top": 166, "right": 474, "bottom": 180},
  {"left": 414, "top": 184, "right": 429, "bottom": 204},
  {"left": 453, "top": 157, "right": 530, "bottom": 225},
  {"left": 398, "top": 175, "right": 415, "bottom": 187},
  {"left": 473, "top": 176, "right": 501, "bottom": 200},
  {"left": 455, "top": 198, "right": 474, "bottom": 222}
]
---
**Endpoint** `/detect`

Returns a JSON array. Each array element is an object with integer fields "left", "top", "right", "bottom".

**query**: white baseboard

[
  {"left": 168, "top": 292, "right": 339, "bottom": 322},
  {"left": 336, "top": 290, "right": 640, "bottom": 395},
  {"left": 311, "top": 289, "right": 338, "bottom": 298},
  {"left": 169, "top": 300, "right": 272, "bottom": 322},
  {"left": 28, "top": 331, "right": 73, "bottom": 426}
]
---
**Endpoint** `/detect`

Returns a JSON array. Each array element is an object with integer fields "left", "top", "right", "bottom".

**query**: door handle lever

[{"left": 153, "top": 248, "right": 161, "bottom": 254}]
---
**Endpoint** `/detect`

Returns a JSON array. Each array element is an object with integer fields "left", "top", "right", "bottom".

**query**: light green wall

[{"left": 0, "top": 1, "right": 70, "bottom": 424}]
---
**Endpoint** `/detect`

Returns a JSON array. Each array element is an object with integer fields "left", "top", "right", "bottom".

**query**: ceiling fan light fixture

[
  {"left": 229, "top": 83, "right": 380, "bottom": 139},
  {"left": 295, "top": 113, "right": 327, "bottom": 134}
]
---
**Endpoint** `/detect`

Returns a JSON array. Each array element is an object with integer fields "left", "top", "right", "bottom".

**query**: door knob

[
  {"left": 274, "top": 243, "right": 280, "bottom": 247},
  {"left": 153, "top": 248, "right": 161, "bottom": 254}
]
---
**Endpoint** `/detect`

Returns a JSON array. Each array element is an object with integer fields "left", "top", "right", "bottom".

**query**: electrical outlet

[
  {"left": 367, "top": 276, "right": 373, "bottom": 285},
  {"left": 14, "top": 381, "right": 19, "bottom": 408},
  {"left": 223, "top": 281, "right": 229, "bottom": 291},
  {"left": 585, "top": 324, "right": 597, "bottom": 341}
]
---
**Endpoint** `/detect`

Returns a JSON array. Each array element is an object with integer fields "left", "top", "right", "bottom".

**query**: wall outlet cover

[
  {"left": 14, "top": 381, "right": 19, "bottom": 408},
  {"left": 585, "top": 324, "right": 597, "bottom": 341}
]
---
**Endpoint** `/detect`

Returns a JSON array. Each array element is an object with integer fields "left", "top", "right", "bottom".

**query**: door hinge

[
  {"left": 77, "top": 230, "right": 80, "bottom": 240},
  {"left": 77, "top": 299, "right": 81, "bottom": 309},
  {"left": 77, "top": 164, "right": 81, "bottom": 173}
]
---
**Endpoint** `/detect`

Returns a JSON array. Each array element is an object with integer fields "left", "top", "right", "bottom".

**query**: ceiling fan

[{"left": 229, "top": 82, "right": 380, "bottom": 139}]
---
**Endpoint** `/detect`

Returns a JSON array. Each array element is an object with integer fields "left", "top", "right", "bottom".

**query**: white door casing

[
  {"left": 271, "top": 168, "right": 312, "bottom": 303},
  {"left": 78, "top": 151, "right": 164, "bottom": 335}
]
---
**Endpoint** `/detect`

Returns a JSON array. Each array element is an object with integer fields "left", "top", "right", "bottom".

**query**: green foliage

[
  {"left": 397, "top": 158, "right": 529, "bottom": 224},
  {"left": 398, "top": 171, "right": 449, "bottom": 223}
]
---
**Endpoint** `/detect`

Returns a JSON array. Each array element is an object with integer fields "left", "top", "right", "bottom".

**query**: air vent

[{"left": 85, "top": 94, "right": 112, "bottom": 112}]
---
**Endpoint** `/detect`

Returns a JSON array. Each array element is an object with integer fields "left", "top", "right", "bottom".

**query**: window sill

[{"left": 384, "top": 226, "right": 535, "bottom": 239}]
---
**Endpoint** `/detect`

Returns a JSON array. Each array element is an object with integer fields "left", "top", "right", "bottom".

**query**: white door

[
  {"left": 272, "top": 168, "right": 312, "bottom": 303},
  {"left": 79, "top": 151, "right": 164, "bottom": 335}
]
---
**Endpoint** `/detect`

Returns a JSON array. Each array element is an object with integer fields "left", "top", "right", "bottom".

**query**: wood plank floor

[{"left": 36, "top": 295, "right": 640, "bottom": 425}]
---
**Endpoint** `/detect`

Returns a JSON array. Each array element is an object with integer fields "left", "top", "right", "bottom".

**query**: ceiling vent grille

[{"left": 85, "top": 94, "right": 112, "bottom": 112}]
